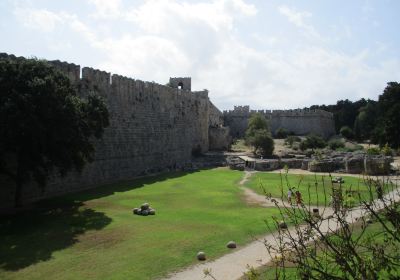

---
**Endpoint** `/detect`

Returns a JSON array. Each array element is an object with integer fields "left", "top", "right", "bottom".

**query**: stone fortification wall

[
  {"left": 0, "top": 53, "right": 210, "bottom": 208},
  {"left": 208, "top": 101, "right": 232, "bottom": 150},
  {"left": 209, "top": 101, "right": 224, "bottom": 127},
  {"left": 223, "top": 106, "right": 335, "bottom": 139}
]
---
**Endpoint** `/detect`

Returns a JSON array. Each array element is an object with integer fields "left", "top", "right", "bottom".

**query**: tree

[
  {"left": 0, "top": 58, "right": 109, "bottom": 207},
  {"left": 354, "top": 102, "right": 378, "bottom": 141},
  {"left": 261, "top": 174, "right": 400, "bottom": 279},
  {"left": 374, "top": 82, "right": 400, "bottom": 148},
  {"left": 251, "top": 129, "right": 274, "bottom": 156},
  {"left": 245, "top": 113, "right": 274, "bottom": 156}
]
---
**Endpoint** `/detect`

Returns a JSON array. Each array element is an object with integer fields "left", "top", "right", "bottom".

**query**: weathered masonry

[
  {"left": 0, "top": 53, "right": 230, "bottom": 208},
  {"left": 223, "top": 105, "right": 335, "bottom": 139}
]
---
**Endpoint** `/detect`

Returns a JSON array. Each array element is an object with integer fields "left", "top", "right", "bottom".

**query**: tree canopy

[
  {"left": 0, "top": 58, "right": 109, "bottom": 207},
  {"left": 309, "top": 82, "right": 400, "bottom": 148}
]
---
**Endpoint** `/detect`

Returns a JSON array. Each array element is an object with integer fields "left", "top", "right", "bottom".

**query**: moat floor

[
  {"left": 0, "top": 168, "right": 281, "bottom": 280},
  {"left": 2, "top": 168, "right": 398, "bottom": 280}
]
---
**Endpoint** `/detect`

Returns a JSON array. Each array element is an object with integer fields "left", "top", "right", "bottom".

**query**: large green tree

[
  {"left": 245, "top": 113, "right": 274, "bottom": 156},
  {"left": 376, "top": 82, "right": 400, "bottom": 148},
  {"left": 0, "top": 58, "right": 109, "bottom": 207}
]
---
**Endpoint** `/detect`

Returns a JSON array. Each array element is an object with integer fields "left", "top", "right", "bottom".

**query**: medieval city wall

[
  {"left": 0, "top": 54, "right": 210, "bottom": 208},
  {"left": 223, "top": 106, "right": 335, "bottom": 139}
]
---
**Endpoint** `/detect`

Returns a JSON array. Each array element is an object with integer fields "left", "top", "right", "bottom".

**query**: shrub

[
  {"left": 328, "top": 139, "right": 345, "bottom": 150},
  {"left": 300, "top": 134, "right": 327, "bottom": 151},
  {"left": 284, "top": 136, "right": 301, "bottom": 147},
  {"left": 367, "top": 147, "right": 380, "bottom": 155},
  {"left": 381, "top": 143, "right": 393, "bottom": 156},
  {"left": 275, "top": 128, "right": 289, "bottom": 139},
  {"left": 340, "top": 126, "right": 354, "bottom": 139}
]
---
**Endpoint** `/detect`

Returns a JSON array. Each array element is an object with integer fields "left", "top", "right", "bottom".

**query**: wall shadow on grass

[
  {"left": 0, "top": 201, "right": 112, "bottom": 271},
  {"left": 0, "top": 168, "right": 214, "bottom": 271}
]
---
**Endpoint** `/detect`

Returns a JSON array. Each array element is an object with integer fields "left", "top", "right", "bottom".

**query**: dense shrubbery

[
  {"left": 275, "top": 128, "right": 289, "bottom": 139},
  {"left": 284, "top": 135, "right": 301, "bottom": 147},
  {"left": 299, "top": 134, "right": 327, "bottom": 151},
  {"left": 328, "top": 139, "right": 345, "bottom": 150}
]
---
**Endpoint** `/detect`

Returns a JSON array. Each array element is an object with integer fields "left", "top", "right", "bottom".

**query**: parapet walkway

[{"left": 163, "top": 171, "right": 400, "bottom": 280}]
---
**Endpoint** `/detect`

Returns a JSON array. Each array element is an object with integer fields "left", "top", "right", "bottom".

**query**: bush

[
  {"left": 340, "top": 126, "right": 354, "bottom": 139},
  {"left": 367, "top": 147, "right": 380, "bottom": 155},
  {"left": 381, "top": 143, "right": 393, "bottom": 156},
  {"left": 328, "top": 139, "right": 345, "bottom": 150},
  {"left": 284, "top": 136, "right": 301, "bottom": 147},
  {"left": 299, "top": 134, "right": 327, "bottom": 151},
  {"left": 275, "top": 128, "right": 289, "bottom": 139}
]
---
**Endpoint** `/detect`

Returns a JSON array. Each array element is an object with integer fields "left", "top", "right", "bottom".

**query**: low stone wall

[
  {"left": 308, "top": 160, "right": 336, "bottom": 173},
  {"left": 233, "top": 153, "right": 393, "bottom": 175},
  {"left": 364, "top": 156, "right": 391, "bottom": 175},
  {"left": 280, "top": 159, "right": 303, "bottom": 169},
  {"left": 345, "top": 156, "right": 365, "bottom": 174}
]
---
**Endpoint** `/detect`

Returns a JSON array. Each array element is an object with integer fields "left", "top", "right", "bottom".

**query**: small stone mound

[
  {"left": 133, "top": 202, "right": 156, "bottom": 216},
  {"left": 197, "top": 251, "right": 206, "bottom": 261},
  {"left": 332, "top": 177, "right": 344, "bottom": 184},
  {"left": 226, "top": 241, "right": 237, "bottom": 249},
  {"left": 278, "top": 221, "right": 287, "bottom": 229}
]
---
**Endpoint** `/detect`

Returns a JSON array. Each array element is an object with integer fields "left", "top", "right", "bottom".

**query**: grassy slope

[
  {"left": 0, "top": 168, "right": 282, "bottom": 280},
  {"left": 245, "top": 172, "right": 380, "bottom": 205}
]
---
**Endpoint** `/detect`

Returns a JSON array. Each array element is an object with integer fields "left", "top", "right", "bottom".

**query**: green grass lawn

[
  {"left": 245, "top": 172, "right": 387, "bottom": 206},
  {"left": 0, "top": 168, "right": 282, "bottom": 280}
]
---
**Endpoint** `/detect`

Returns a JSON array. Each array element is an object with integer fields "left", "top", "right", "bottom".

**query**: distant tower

[{"left": 169, "top": 77, "right": 191, "bottom": 91}]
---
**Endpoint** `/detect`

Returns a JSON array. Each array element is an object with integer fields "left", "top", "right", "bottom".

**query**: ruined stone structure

[
  {"left": 223, "top": 105, "right": 335, "bottom": 139},
  {"left": 0, "top": 53, "right": 229, "bottom": 208}
]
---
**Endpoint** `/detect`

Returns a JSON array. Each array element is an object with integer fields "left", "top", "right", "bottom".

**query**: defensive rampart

[
  {"left": 223, "top": 106, "right": 335, "bottom": 138},
  {"left": 0, "top": 53, "right": 212, "bottom": 208}
]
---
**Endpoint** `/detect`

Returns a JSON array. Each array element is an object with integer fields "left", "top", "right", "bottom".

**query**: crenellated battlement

[
  {"left": 224, "top": 105, "right": 335, "bottom": 138},
  {"left": 0, "top": 53, "right": 219, "bottom": 208},
  {"left": 223, "top": 106, "right": 333, "bottom": 118}
]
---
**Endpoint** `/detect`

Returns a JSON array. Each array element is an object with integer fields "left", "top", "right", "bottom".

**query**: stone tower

[{"left": 169, "top": 77, "right": 191, "bottom": 91}]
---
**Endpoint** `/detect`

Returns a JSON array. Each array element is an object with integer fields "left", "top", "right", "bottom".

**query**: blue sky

[{"left": 1, "top": 0, "right": 399, "bottom": 110}]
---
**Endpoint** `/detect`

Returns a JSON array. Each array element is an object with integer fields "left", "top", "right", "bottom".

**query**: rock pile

[
  {"left": 133, "top": 202, "right": 156, "bottom": 216},
  {"left": 226, "top": 241, "right": 237, "bottom": 249},
  {"left": 332, "top": 177, "right": 344, "bottom": 184}
]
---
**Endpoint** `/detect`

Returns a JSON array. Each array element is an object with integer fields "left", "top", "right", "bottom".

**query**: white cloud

[
  {"left": 14, "top": 7, "right": 63, "bottom": 32},
  {"left": 10, "top": 1, "right": 400, "bottom": 110},
  {"left": 87, "top": 0, "right": 122, "bottom": 18},
  {"left": 124, "top": 0, "right": 256, "bottom": 33},
  {"left": 278, "top": 5, "right": 320, "bottom": 39}
]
